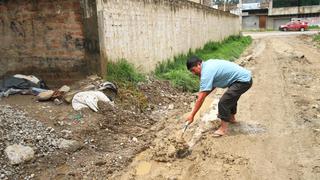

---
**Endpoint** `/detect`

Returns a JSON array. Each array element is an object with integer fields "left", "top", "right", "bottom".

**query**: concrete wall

[
  {"left": 97, "top": 0, "right": 240, "bottom": 73},
  {"left": 243, "top": 15, "right": 259, "bottom": 30},
  {"left": 0, "top": 0, "right": 100, "bottom": 85},
  {"left": 270, "top": 17, "right": 291, "bottom": 30},
  {"left": 269, "top": 5, "right": 320, "bottom": 16}
]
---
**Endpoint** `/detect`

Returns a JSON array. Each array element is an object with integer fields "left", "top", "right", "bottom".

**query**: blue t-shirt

[{"left": 200, "top": 59, "right": 251, "bottom": 91}]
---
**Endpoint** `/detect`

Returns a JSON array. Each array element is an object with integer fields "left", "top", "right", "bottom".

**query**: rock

[
  {"left": 58, "top": 85, "right": 70, "bottom": 92},
  {"left": 168, "top": 104, "right": 174, "bottom": 110},
  {"left": 57, "top": 138, "right": 83, "bottom": 152},
  {"left": 88, "top": 74, "right": 101, "bottom": 81},
  {"left": 63, "top": 91, "right": 79, "bottom": 103},
  {"left": 5, "top": 144, "right": 35, "bottom": 165},
  {"left": 53, "top": 98, "right": 63, "bottom": 105},
  {"left": 37, "top": 90, "right": 54, "bottom": 101},
  {"left": 294, "top": 51, "right": 305, "bottom": 59},
  {"left": 132, "top": 137, "right": 138, "bottom": 142},
  {"left": 95, "top": 161, "right": 107, "bottom": 166}
]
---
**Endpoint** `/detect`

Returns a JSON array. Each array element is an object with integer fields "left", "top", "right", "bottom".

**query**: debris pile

[{"left": 0, "top": 105, "right": 59, "bottom": 178}]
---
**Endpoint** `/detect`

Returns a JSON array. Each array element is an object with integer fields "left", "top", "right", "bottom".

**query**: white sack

[{"left": 72, "top": 91, "right": 112, "bottom": 112}]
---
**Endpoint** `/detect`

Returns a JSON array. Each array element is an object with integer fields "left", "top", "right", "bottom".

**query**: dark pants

[{"left": 217, "top": 79, "right": 252, "bottom": 122}]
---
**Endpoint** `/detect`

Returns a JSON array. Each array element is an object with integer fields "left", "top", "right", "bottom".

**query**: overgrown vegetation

[
  {"left": 105, "top": 59, "right": 148, "bottom": 110},
  {"left": 105, "top": 59, "right": 145, "bottom": 84},
  {"left": 155, "top": 35, "right": 252, "bottom": 92}
]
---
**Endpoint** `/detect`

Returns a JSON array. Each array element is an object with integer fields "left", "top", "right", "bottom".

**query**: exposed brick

[{"left": 0, "top": 0, "right": 88, "bottom": 80}]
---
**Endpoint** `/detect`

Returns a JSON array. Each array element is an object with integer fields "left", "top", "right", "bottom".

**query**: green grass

[
  {"left": 313, "top": 34, "right": 320, "bottom": 48},
  {"left": 155, "top": 35, "right": 252, "bottom": 92},
  {"left": 105, "top": 59, "right": 145, "bottom": 84},
  {"left": 309, "top": 25, "right": 320, "bottom": 30},
  {"left": 314, "top": 34, "right": 320, "bottom": 42}
]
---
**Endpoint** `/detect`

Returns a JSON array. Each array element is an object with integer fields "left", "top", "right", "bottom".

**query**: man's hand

[
  {"left": 186, "top": 91, "right": 211, "bottom": 125},
  {"left": 186, "top": 114, "right": 194, "bottom": 124}
]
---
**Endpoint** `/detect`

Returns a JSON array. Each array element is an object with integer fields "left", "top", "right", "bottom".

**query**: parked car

[{"left": 279, "top": 21, "right": 308, "bottom": 31}]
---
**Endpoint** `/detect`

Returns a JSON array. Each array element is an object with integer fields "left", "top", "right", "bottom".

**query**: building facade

[{"left": 240, "top": 0, "right": 320, "bottom": 30}]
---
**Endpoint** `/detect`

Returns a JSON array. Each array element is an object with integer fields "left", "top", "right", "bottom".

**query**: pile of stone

[{"left": 0, "top": 105, "right": 82, "bottom": 179}]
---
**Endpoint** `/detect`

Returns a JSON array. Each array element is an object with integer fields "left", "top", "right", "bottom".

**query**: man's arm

[{"left": 187, "top": 90, "right": 212, "bottom": 124}]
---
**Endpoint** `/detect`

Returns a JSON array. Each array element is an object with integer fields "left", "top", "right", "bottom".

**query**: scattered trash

[
  {"left": 53, "top": 98, "right": 63, "bottom": 105},
  {"left": 97, "top": 81, "right": 118, "bottom": 94},
  {"left": 0, "top": 75, "right": 48, "bottom": 92},
  {"left": 69, "top": 113, "right": 83, "bottom": 121},
  {"left": 31, "top": 87, "right": 48, "bottom": 95},
  {"left": 72, "top": 91, "right": 114, "bottom": 112},
  {"left": 64, "top": 81, "right": 117, "bottom": 103},
  {"left": 13, "top": 74, "right": 40, "bottom": 84},
  {"left": 0, "top": 74, "right": 48, "bottom": 98}
]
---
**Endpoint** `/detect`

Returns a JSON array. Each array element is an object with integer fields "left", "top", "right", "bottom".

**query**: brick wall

[
  {"left": 97, "top": 0, "right": 240, "bottom": 73},
  {"left": 0, "top": 0, "right": 240, "bottom": 84},
  {"left": 0, "top": 0, "right": 98, "bottom": 86}
]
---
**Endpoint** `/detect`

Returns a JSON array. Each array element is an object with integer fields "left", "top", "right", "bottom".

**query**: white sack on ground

[{"left": 72, "top": 91, "right": 113, "bottom": 112}]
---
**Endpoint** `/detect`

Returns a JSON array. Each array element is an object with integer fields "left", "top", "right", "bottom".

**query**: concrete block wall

[
  {"left": 0, "top": 0, "right": 95, "bottom": 85},
  {"left": 97, "top": 0, "right": 240, "bottom": 73}
]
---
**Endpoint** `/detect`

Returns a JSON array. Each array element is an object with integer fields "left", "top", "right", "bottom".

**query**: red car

[{"left": 279, "top": 21, "right": 308, "bottom": 31}]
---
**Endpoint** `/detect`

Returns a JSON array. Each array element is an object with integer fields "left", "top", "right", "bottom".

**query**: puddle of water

[{"left": 135, "top": 161, "right": 152, "bottom": 176}]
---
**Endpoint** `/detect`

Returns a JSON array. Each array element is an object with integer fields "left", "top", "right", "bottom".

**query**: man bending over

[{"left": 186, "top": 56, "right": 252, "bottom": 136}]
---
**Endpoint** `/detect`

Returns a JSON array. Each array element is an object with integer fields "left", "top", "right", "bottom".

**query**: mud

[
  {"left": 0, "top": 76, "right": 195, "bottom": 179},
  {"left": 112, "top": 34, "right": 320, "bottom": 180}
]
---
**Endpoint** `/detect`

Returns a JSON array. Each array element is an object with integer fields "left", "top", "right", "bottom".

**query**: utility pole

[{"left": 224, "top": 0, "right": 226, "bottom": 11}]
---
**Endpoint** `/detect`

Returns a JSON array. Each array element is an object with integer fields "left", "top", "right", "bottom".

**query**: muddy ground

[
  {"left": 0, "top": 77, "right": 195, "bottom": 179},
  {"left": 1, "top": 33, "right": 320, "bottom": 180},
  {"left": 111, "top": 33, "right": 320, "bottom": 180}
]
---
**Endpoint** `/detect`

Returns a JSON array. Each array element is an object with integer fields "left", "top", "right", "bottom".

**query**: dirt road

[{"left": 112, "top": 33, "right": 320, "bottom": 179}]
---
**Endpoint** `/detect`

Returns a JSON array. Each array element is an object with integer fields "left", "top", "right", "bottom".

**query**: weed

[
  {"left": 105, "top": 59, "right": 148, "bottom": 111},
  {"left": 105, "top": 59, "right": 145, "bottom": 84},
  {"left": 313, "top": 34, "right": 320, "bottom": 42}
]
